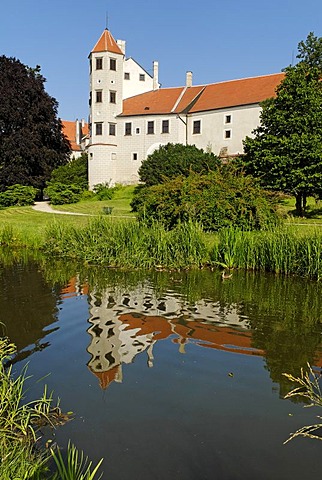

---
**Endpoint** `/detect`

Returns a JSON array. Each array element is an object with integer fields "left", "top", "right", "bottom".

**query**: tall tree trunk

[{"left": 295, "top": 193, "right": 303, "bottom": 216}]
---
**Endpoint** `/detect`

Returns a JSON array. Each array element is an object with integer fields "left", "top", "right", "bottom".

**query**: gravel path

[{"left": 32, "top": 201, "right": 90, "bottom": 216}]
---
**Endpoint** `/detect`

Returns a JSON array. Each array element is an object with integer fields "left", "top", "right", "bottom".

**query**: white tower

[{"left": 88, "top": 29, "right": 124, "bottom": 188}]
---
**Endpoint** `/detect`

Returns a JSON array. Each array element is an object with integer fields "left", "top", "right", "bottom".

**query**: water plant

[
  {"left": 0, "top": 335, "right": 103, "bottom": 479},
  {"left": 283, "top": 365, "right": 322, "bottom": 443}
]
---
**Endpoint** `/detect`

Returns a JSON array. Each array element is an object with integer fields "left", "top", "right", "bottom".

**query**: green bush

[
  {"left": 138, "top": 143, "right": 221, "bottom": 186},
  {"left": 49, "top": 153, "right": 88, "bottom": 190},
  {"left": 131, "top": 167, "right": 280, "bottom": 231},
  {"left": 93, "top": 182, "right": 114, "bottom": 200},
  {"left": 44, "top": 182, "right": 83, "bottom": 205},
  {"left": 0, "top": 184, "right": 38, "bottom": 207}
]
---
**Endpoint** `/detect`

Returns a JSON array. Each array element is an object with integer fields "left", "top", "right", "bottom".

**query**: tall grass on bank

[
  {"left": 214, "top": 227, "right": 322, "bottom": 279},
  {"left": 0, "top": 336, "right": 52, "bottom": 479},
  {"left": 0, "top": 335, "right": 103, "bottom": 479},
  {"left": 43, "top": 219, "right": 208, "bottom": 269}
]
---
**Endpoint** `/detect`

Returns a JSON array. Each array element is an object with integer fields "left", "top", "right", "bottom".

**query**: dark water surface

[{"left": 2, "top": 258, "right": 322, "bottom": 479}]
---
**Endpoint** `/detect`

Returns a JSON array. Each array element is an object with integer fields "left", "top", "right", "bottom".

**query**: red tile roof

[
  {"left": 190, "top": 73, "right": 285, "bottom": 113},
  {"left": 122, "top": 87, "right": 184, "bottom": 116},
  {"left": 91, "top": 29, "right": 123, "bottom": 55},
  {"left": 62, "top": 120, "right": 89, "bottom": 152},
  {"left": 121, "top": 73, "right": 285, "bottom": 117}
]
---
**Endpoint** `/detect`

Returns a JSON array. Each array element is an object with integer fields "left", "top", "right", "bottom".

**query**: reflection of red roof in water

[
  {"left": 61, "top": 277, "right": 89, "bottom": 298},
  {"left": 88, "top": 364, "right": 120, "bottom": 390},
  {"left": 119, "top": 313, "right": 264, "bottom": 357}
]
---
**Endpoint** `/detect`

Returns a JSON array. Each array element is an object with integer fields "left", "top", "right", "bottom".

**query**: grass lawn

[
  {"left": 278, "top": 195, "right": 322, "bottom": 225},
  {"left": 0, "top": 188, "right": 322, "bottom": 249},
  {"left": 50, "top": 185, "right": 136, "bottom": 217},
  {"left": 0, "top": 207, "right": 90, "bottom": 244}
]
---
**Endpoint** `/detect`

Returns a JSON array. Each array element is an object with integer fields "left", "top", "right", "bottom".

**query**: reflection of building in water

[
  {"left": 61, "top": 277, "right": 89, "bottom": 298},
  {"left": 86, "top": 286, "right": 263, "bottom": 389}
]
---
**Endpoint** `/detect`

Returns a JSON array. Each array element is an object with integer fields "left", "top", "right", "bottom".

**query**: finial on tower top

[{"left": 105, "top": 11, "right": 109, "bottom": 30}]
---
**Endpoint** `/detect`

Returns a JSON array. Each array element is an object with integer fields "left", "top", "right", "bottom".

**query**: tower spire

[{"left": 105, "top": 11, "right": 108, "bottom": 30}]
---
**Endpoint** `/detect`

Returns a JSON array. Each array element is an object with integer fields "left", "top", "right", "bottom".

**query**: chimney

[
  {"left": 186, "top": 71, "right": 193, "bottom": 88},
  {"left": 117, "top": 39, "right": 126, "bottom": 55},
  {"left": 153, "top": 61, "right": 159, "bottom": 90},
  {"left": 75, "top": 119, "right": 80, "bottom": 145}
]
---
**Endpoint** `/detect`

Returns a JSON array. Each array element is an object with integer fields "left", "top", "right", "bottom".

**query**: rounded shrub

[
  {"left": 131, "top": 167, "right": 280, "bottom": 231},
  {"left": 0, "top": 184, "right": 39, "bottom": 207}
]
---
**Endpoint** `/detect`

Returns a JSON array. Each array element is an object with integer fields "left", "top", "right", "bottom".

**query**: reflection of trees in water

[{"left": 0, "top": 260, "right": 60, "bottom": 363}]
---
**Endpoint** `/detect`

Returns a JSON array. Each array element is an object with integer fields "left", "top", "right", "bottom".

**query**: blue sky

[{"left": 1, "top": 0, "right": 321, "bottom": 120}]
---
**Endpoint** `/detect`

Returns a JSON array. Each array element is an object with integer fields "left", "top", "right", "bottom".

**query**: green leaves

[
  {"left": 242, "top": 36, "right": 322, "bottom": 215},
  {"left": 138, "top": 143, "right": 220, "bottom": 186}
]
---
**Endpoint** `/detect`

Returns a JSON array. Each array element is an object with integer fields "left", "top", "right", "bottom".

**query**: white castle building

[{"left": 85, "top": 28, "right": 284, "bottom": 188}]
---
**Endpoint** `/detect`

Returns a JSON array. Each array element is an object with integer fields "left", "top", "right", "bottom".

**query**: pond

[{"left": 2, "top": 257, "right": 322, "bottom": 479}]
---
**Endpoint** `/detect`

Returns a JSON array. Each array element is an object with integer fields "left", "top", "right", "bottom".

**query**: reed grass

[
  {"left": 1, "top": 213, "right": 322, "bottom": 278},
  {"left": 214, "top": 227, "right": 322, "bottom": 279},
  {"left": 43, "top": 219, "right": 208, "bottom": 269},
  {"left": 0, "top": 336, "right": 103, "bottom": 479},
  {"left": 0, "top": 336, "right": 52, "bottom": 478}
]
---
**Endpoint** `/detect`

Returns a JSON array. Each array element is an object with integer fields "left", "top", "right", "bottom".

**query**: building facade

[{"left": 86, "top": 28, "right": 284, "bottom": 189}]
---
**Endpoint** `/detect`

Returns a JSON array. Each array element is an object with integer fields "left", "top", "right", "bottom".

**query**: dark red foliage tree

[{"left": 0, "top": 56, "right": 70, "bottom": 192}]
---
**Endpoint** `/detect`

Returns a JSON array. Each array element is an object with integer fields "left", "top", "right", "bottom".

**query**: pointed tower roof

[{"left": 91, "top": 29, "right": 123, "bottom": 55}]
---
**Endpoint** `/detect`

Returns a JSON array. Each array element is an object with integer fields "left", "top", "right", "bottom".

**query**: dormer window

[{"left": 139, "top": 74, "right": 145, "bottom": 81}]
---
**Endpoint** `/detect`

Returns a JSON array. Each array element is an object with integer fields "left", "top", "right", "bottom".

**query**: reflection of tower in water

[
  {"left": 86, "top": 286, "right": 260, "bottom": 390},
  {"left": 87, "top": 291, "right": 159, "bottom": 389}
]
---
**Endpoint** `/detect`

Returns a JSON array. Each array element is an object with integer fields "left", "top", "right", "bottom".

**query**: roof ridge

[{"left": 171, "top": 87, "right": 187, "bottom": 112}]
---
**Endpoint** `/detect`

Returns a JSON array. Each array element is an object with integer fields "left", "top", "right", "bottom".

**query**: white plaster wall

[
  {"left": 113, "top": 113, "right": 186, "bottom": 184},
  {"left": 88, "top": 145, "right": 118, "bottom": 189},
  {"left": 187, "top": 104, "right": 261, "bottom": 155},
  {"left": 123, "top": 58, "right": 154, "bottom": 99}
]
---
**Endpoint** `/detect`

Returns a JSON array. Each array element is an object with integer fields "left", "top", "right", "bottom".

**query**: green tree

[
  {"left": 138, "top": 143, "right": 220, "bottom": 186},
  {"left": 297, "top": 31, "right": 322, "bottom": 70},
  {"left": 0, "top": 56, "right": 70, "bottom": 192},
  {"left": 242, "top": 34, "right": 322, "bottom": 215},
  {"left": 48, "top": 153, "right": 88, "bottom": 190}
]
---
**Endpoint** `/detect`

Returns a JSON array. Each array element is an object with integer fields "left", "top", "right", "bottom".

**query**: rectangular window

[
  {"left": 110, "top": 58, "right": 116, "bottom": 71},
  {"left": 147, "top": 121, "right": 154, "bottom": 134},
  {"left": 133, "top": 153, "right": 138, "bottom": 161},
  {"left": 110, "top": 91, "right": 116, "bottom": 103},
  {"left": 111, "top": 152, "right": 116, "bottom": 160},
  {"left": 96, "top": 90, "right": 102, "bottom": 103},
  {"left": 96, "top": 58, "right": 103, "bottom": 70},
  {"left": 109, "top": 123, "right": 116, "bottom": 136},
  {"left": 95, "top": 122, "right": 103, "bottom": 136},
  {"left": 225, "top": 115, "right": 231, "bottom": 124},
  {"left": 225, "top": 129, "right": 232, "bottom": 139},
  {"left": 193, "top": 120, "right": 201, "bottom": 134},
  {"left": 135, "top": 127, "right": 140, "bottom": 134},
  {"left": 162, "top": 120, "right": 169, "bottom": 134},
  {"left": 125, "top": 122, "right": 132, "bottom": 136},
  {"left": 139, "top": 74, "right": 145, "bottom": 81},
  {"left": 124, "top": 72, "right": 130, "bottom": 80}
]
